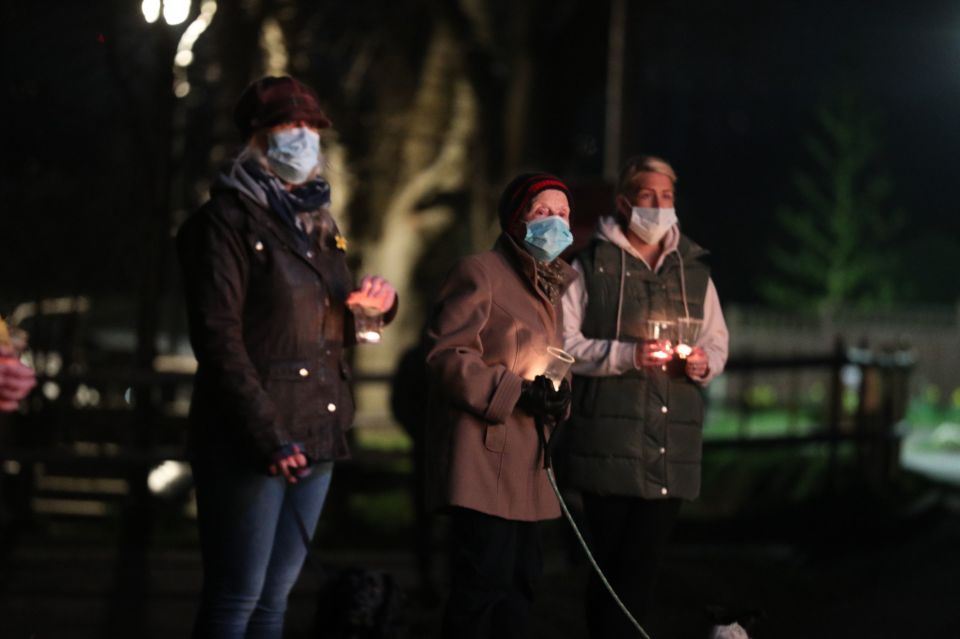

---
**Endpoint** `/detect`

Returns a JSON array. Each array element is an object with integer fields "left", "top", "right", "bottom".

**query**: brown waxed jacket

[
  {"left": 426, "top": 234, "right": 579, "bottom": 521},
  {"left": 177, "top": 189, "right": 395, "bottom": 468}
]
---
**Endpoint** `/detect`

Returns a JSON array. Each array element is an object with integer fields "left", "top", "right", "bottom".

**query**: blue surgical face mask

[
  {"left": 265, "top": 127, "right": 321, "bottom": 184},
  {"left": 523, "top": 216, "right": 573, "bottom": 262}
]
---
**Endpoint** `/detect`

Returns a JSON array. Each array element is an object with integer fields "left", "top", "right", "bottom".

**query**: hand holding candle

[
  {"left": 346, "top": 275, "right": 396, "bottom": 344},
  {"left": 638, "top": 319, "right": 676, "bottom": 365},
  {"left": 544, "top": 346, "right": 575, "bottom": 391},
  {"left": 518, "top": 375, "right": 571, "bottom": 421},
  {"left": 517, "top": 347, "right": 575, "bottom": 421},
  {"left": 635, "top": 339, "right": 674, "bottom": 367},
  {"left": 0, "top": 317, "right": 35, "bottom": 412}
]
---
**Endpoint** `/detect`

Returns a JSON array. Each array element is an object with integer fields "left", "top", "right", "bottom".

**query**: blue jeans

[{"left": 191, "top": 458, "right": 334, "bottom": 639}]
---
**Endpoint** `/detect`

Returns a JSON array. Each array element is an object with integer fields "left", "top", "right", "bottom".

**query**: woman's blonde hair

[{"left": 617, "top": 155, "right": 677, "bottom": 197}]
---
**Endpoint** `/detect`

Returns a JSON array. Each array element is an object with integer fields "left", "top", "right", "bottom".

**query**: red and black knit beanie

[{"left": 497, "top": 172, "right": 572, "bottom": 231}]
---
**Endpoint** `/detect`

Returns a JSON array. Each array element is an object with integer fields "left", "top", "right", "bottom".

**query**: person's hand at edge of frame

[{"left": 0, "top": 345, "right": 36, "bottom": 412}]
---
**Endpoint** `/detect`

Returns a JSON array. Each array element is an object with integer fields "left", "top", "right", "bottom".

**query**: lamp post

[
  {"left": 109, "top": 4, "right": 193, "bottom": 635},
  {"left": 135, "top": 1, "right": 193, "bottom": 375},
  {"left": 134, "top": 2, "right": 217, "bottom": 382}
]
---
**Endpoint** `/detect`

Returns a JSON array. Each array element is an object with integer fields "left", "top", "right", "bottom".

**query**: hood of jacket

[
  {"left": 211, "top": 152, "right": 271, "bottom": 210},
  {"left": 594, "top": 215, "right": 681, "bottom": 271}
]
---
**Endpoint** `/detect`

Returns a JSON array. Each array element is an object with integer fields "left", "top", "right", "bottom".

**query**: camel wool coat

[{"left": 426, "top": 234, "right": 579, "bottom": 521}]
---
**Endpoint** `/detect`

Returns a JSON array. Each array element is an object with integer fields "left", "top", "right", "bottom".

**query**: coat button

[
  {"left": 299, "top": 368, "right": 309, "bottom": 377},
  {"left": 326, "top": 403, "right": 337, "bottom": 412},
  {"left": 661, "top": 487, "right": 669, "bottom": 496},
  {"left": 659, "top": 447, "right": 666, "bottom": 455},
  {"left": 306, "top": 250, "right": 314, "bottom": 258},
  {"left": 254, "top": 241, "right": 264, "bottom": 251},
  {"left": 660, "top": 405, "right": 669, "bottom": 414},
  {"left": 661, "top": 365, "right": 668, "bottom": 372}
]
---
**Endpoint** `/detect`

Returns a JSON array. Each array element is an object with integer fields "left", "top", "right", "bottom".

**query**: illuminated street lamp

[
  {"left": 140, "top": 0, "right": 161, "bottom": 23},
  {"left": 141, "top": 0, "right": 191, "bottom": 26}
]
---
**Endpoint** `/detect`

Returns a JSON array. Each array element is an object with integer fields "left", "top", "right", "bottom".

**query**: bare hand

[
  {"left": 346, "top": 275, "right": 396, "bottom": 314},
  {"left": 0, "top": 354, "right": 36, "bottom": 412},
  {"left": 634, "top": 340, "right": 674, "bottom": 368},
  {"left": 268, "top": 448, "right": 308, "bottom": 484},
  {"left": 684, "top": 346, "right": 709, "bottom": 379}
]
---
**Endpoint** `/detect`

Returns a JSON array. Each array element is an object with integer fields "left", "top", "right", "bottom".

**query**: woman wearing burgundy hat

[
  {"left": 177, "top": 76, "right": 397, "bottom": 638},
  {"left": 426, "top": 173, "right": 578, "bottom": 639}
]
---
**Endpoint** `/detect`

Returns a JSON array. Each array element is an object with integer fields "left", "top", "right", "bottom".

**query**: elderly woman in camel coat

[{"left": 426, "top": 173, "right": 578, "bottom": 639}]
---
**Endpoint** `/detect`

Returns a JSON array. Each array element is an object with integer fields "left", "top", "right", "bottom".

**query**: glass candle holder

[
  {"left": 544, "top": 346, "right": 575, "bottom": 391},
  {"left": 643, "top": 319, "right": 676, "bottom": 360},
  {"left": 350, "top": 306, "right": 384, "bottom": 344},
  {"left": 675, "top": 318, "right": 703, "bottom": 359}
]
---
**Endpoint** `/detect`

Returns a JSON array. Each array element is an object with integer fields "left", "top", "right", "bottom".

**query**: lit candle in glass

[
  {"left": 676, "top": 318, "right": 703, "bottom": 359},
  {"left": 349, "top": 305, "right": 384, "bottom": 344},
  {"left": 544, "top": 346, "right": 575, "bottom": 391},
  {"left": 644, "top": 319, "right": 676, "bottom": 361}
]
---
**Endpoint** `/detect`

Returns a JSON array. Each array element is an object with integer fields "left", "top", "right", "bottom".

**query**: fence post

[
  {"left": 737, "top": 348, "right": 753, "bottom": 438},
  {"left": 787, "top": 349, "right": 800, "bottom": 435},
  {"left": 826, "top": 335, "right": 846, "bottom": 493}
]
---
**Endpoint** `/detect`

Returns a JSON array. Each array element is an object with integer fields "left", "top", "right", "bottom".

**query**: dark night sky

[
  {"left": 2, "top": 0, "right": 959, "bottom": 309},
  {"left": 533, "top": 0, "right": 960, "bottom": 304}
]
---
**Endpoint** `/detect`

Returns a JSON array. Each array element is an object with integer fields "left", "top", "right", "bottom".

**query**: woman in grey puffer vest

[{"left": 558, "top": 155, "right": 729, "bottom": 638}]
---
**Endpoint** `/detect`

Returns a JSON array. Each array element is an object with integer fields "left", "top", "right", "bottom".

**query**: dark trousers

[
  {"left": 582, "top": 494, "right": 682, "bottom": 639},
  {"left": 441, "top": 507, "right": 543, "bottom": 639}
]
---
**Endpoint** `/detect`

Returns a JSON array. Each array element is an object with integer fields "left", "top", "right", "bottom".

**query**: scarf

[
  {"left": 242, "top": 159, "right": 331, "bottom": 237},
  {"left": 535, "top": 259, "right": 569, "bottom": 304},
  {"left": 501, "top": 233, "right": 569, "bottom": 304}
]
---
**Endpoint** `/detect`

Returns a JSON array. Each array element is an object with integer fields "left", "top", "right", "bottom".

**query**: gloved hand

[
  {"left": 518, "top": 375, "right": 571, "bottom": 421},
  {"left": 548, "top": 378, "right": 572, "bottom": 421}
]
